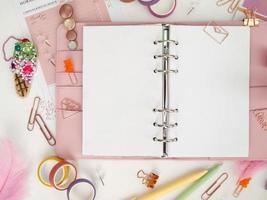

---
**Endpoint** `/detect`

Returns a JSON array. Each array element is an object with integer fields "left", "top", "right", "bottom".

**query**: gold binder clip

[
  {"left": 137, "top": 170, "right": 159, "bottom": 189},
  {"left": 243, "top": 9, "right": 260, "bottom": 27},
  {"left": 201, "top": 173, "right": 229, "bottom": 200}
]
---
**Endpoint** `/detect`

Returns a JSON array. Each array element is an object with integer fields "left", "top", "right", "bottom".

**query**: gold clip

[
  {"left": 35, "top": 114, "right": 56, "bottom": 146},
  {"left": 27, "top": 96, "right": 41, "bottom": 131},
  {"left": 137, "top": 170, "right": 159, "bottom": 189},
  {"left": 243, "top": 9, "right": 260, "bottom": 27},
  {"left": 201, "top": 173, "right": 229, "bottom": 200}
]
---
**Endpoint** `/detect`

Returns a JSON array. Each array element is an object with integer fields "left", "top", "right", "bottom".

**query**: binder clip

[
  {"left": 243, "top": 9, "right": 260, "bottom": 27},
  {"left": 201, "top": 173, "right": 228, "bottom": 200},
  {"left": 137, "top": 170, "right": 159, "bottom": 189},
  {"left": 233, "top": 177, "right": 252, "bottom": 198}
]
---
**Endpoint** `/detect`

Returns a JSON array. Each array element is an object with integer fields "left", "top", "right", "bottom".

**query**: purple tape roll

[
  {"left": 67, "top": 178, "right": 96, "bottom": 200},
  {"left": 138, "top": 0, "right": 160, "bottom": 6},
  {"left": 148, "top": 0, "right": 177, "bottom": 18}
]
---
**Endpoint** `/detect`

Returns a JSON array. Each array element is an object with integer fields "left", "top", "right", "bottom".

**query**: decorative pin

[
  {"left": 137, "top": 170, "right": 159, "bottom": 189},
  {"left": 2, "top": 36, "right": 38, "bottom": 97}
]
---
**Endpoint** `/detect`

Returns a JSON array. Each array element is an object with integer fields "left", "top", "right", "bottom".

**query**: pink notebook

[{"left": 56, "top": 22, "right": 267, "bottom": 160}]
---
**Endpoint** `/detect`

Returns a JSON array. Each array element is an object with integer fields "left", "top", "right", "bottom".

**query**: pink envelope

[{"left": 56, "top": 22, "right": 267, "bottom": 159}]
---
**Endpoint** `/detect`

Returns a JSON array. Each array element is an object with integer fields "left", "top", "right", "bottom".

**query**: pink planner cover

[
  {"left": 56, "top": 22, "right": 267, "bottom": 160},
  {"left": 26, "top": 0, "right": 110, "bottom": 85}
]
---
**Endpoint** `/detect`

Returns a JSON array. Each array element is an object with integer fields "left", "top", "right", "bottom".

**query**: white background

[{"left": 0, "top": 0, "right": 267, "bottom": 199}]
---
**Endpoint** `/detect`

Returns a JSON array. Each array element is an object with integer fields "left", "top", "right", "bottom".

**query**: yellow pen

[{"left": 131, "top": 169, "right": 208, "bottom": 200}]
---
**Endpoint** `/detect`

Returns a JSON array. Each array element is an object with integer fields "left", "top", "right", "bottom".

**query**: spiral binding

[{"left": 152, "top": 24, "right": 179, "bottom": 158}]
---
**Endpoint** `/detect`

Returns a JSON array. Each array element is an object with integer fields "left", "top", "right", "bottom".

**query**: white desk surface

[{"left": 0, "top": 0, "right": 267, "bottom": 199}]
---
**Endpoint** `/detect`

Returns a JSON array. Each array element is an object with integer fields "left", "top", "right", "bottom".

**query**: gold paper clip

[
  {"left": 201, "top": 173, "right": 229, "bottom": 200},
  {"left": 243, "top": 9, "right": 260, "bottom": 27},
  {"left": 27, "top": 96, "right": 41, "bottom": 131},
  {"left": 35, "top": 114, "right": 56, "bottom": 146}
]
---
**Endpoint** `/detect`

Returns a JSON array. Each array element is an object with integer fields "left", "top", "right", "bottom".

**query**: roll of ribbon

[
  {"left": 148, "top": 0, "right": 177, "bottom": 18},
  {"left": 49, "top": 160, "right": 77, "bottom": 191},
  {"left": 37, "top": 156, "right": 69, "bottom": 187},
  {"left": 67, "top": 178, "right": 96, "bottom": 200},
  {"left": 138, "top": 0, "right": 160, "bottom": 6}
]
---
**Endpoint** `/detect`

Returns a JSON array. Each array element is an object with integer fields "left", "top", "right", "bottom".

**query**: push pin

[
  {"left": 137, "top": 170, "right": 159, "bottom": 189},
  {"left": 64, "top": 58, "right": 78, "bottom": 85}
]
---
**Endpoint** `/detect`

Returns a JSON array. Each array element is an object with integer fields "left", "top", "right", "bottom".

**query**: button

[
  {"left": 64, "top": 18, "right": 76, "bottom": 31},
  {"left": 59, "top": 4, "right": 73, "bottom": 19}
]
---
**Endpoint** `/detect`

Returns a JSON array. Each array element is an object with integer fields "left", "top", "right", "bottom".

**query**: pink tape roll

[
  {"left": 148, "top": 0, "right": 177, "bottom": 18},
  {"left": 138, "top": 0, "right": 160, "bottom": 6}
]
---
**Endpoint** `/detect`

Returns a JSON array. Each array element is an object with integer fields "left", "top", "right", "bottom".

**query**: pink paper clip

[
  {"left": 201, "top": 173, "right": 229, "bottom": 200},
  {"left": 35, "top": 114, "right": 56, "bottom": 146},
  {"left": 27, "top": 96, "right": 41, "bottom": 131}
]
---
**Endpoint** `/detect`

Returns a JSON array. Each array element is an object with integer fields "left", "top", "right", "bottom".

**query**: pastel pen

[
  {"left": 131, "top": 169, "right": 208, "bottom": 200},
  {"left": 174, "top": 163, "right": 222, "bottom": 200}
]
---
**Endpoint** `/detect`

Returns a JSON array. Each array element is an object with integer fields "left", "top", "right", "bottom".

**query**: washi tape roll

[
  {"left": 67, "top": 178, "right": 96, "bottom": 200},
  {"left": 49, "top": 160, "right": 77, "bottom": 191},
  {"left": 120, "top": 0, "right": 135, "bottom": 3},
  {"left": 138, "top": 0, "right": 160, "bottom": 6},
  {"left": 148, "top": 0, "right": 177, "bottom": 18},
  {"left": 37, "top": 156, "right": 69, "bottom": 187}
]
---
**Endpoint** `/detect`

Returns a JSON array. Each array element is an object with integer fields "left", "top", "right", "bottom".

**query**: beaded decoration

[{"left": 3, "top": 36, "right": 38, "bottom": 84}]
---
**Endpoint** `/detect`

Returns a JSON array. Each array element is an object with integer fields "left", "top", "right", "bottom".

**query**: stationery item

[
  {"left": 174, "top": 164, "right": 222, "bottom": 200},
  {"left": 216, "top": 0, "right": 241, "bottom": 14},
  {"left": 59, "top": 4, "right": 78, "bottom": 50},
  {"left": 64, "top": 58, "right": 78, "bottom": 85},
  {"left": 148, "top": 0, "right": 177, "bottom": 18},
  {"left": 203, "top": 21, "right": 229, "bottom": 44},
  {"left": 233, "top": 161, "right": 267, "bottom": 197},
  {"left": 137, "top": 170, "right": 159, "bottom": 189},
  {"left": 37, "top": 156, "right": 69, "bottom": 187},
  {"left": 19, "top": 0, "right": 110, "bottom": 86},
  {"left": 120, "top": 0, "right": 135, "bottom": 3},
  {"left": 66, "top": 178, "right": 96, "bottom": 200},
  {"left": 2, "top": 36, "right": 38, "bottom": 97},
  {"left": 243, "top": 9, "right": 260, "bottom": 27},
  {"left": 35, "top": 114, "right": 56, "bottom": 146},
  {"left": 242, "top": 0, "right": 267, "bottom": 19},
  {"left": 27, "top": 97, "right": 56, "bottom": 146},
  {"left": 138, "top": 0, "right": 160, "bottom": 6},
  {"left": 82, "top": 24, "right": 249, "bottom": 158},
  {"left": 186, "top": 0, "right": 200, "bottom": 15},
  {"left": 49, "top": 160, "right": 77, "bottom": 191},
  {"left": 0, "top": 139, "right": 28, "bottom": 200},
  {"left": 56, "top": 22, "right": 267, "bottom": 160},
  {"left": 27, "top": 96, "right": 41, "bottom": 131},
  {"left": 201, "top": 173, "right": 228, "bottom": 200},
  {"left": 131, "top": 169, "right": 208, "bottom": 200}
]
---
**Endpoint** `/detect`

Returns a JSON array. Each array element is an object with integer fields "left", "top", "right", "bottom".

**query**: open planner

[
  {"left": 82, "top": 24, "right": 250, "bottom": 158},
  {"left": 56, "top": 22, "right": 267, "bottom": 159}
]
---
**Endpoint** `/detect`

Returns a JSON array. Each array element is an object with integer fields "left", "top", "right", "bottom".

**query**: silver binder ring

[
  {"left": 153, "top": 108, "right": 178, "bottom": 113},
  {"left": 153, "top": 122, "right": 178, "bottom": 128},
  {"left": 154, "top": 54, "right": 179, "bottom": 60},
  {"left": 154, "top": 69, "right": 178, "bottom": 73},
  {"left": 153, "top": 137, "right": 178, "bottom": 143},
  {"left": 154, "top": 40, "right": 179, "bottom": 45}
]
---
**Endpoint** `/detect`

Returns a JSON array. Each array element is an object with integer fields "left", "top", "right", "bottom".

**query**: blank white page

[
  {"left": 83, "top": 25, "right": 163, "bottom": 157},
  {"left": 169, "top": 26, "right": 250, "bottom": 157}
]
